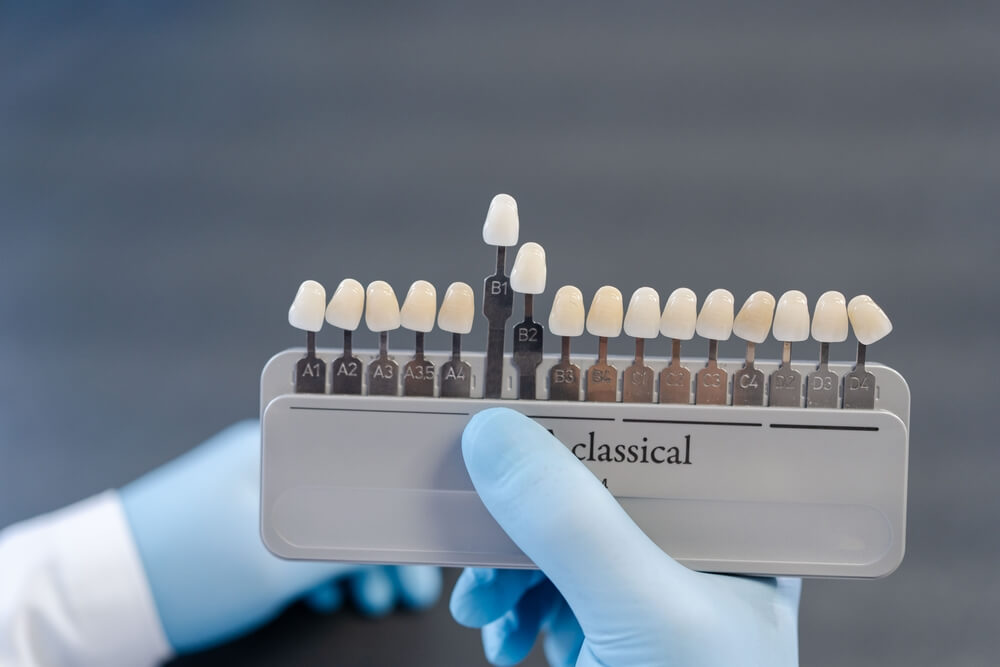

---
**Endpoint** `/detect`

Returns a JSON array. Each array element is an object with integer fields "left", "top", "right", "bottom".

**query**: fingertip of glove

[{"left": 395, "top": 565, "right": 443, "bottom": 610}]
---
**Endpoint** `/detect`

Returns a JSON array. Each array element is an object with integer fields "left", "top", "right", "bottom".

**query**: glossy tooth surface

[
  {"left": 586, "top": 286, "right": 624, "bottom": 338},
  {"left": 509, "top": 242, "right": 547, "bottom": 294},
  {"left": 437, "top": 282, "right": 475, "bottom": 334},
  {"left": 732, "top": 291, "right": 775, "bottom": 344},
  {"left": 325, "top": 278, "right": 364, "bottom": 330},
  {"left": 812, "top": 291, "right": 848, "bottom": 343},
  {"left": 624, "top": 287, "right": 661, "bottom": 339},
  {"left": 848, "top": 295, "right": 892, "bottom": 345},
  {"left": 399, "top": 280, "right": 437, "bottom": 333},
  {"left": 695, "top": 289, "right": 735, "bottom": 340},
  {"left": 365, "top": 281, "right": 401, "bottom": 332},
  {"left": 288, "top": 280, "right": 326, "bottom": 332},
  {"left": 482, "top": 194, "right": 519, "bottom": 246},
  {"left": 660, "top": 288, "right": 697, "bottom": 340},
  {"left": 548, "top": 286, "right": 585, "bottom": 337},
  {"left": 772, "top": 290, "right": 810, "bottom": 342}
]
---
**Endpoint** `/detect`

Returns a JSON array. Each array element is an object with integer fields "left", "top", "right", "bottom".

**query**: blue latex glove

[
  {"left": 449, "top": 408, "right": 801, "bottom": 666},
  {"left": 120, "top": 420, "right": 441, "bottom": 654}
]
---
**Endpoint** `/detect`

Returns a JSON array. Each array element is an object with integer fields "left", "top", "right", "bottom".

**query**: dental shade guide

[
  {"left": 481, "top": 194, "right": 519, "bottom": 398},
  {"left": 769, "top": 290, "right": 810, "bottom": 407},
  {"left": 585, "top": 286, "right": 624, "bottom": 403},
  {"left": 622, "top": 287, "right": 660, "bottom": 403},
  {"left": 731, "top": 291, "right": 774, "bottom": 406},
  {"left": 658, "top": 288, "right": 697, "bottom": 404},
  {"left": 326, "top": 279, "right": 365, "bottom": 394},
  {"left": 694, "top": 289, "right": 734, "bottom": 405},
  {"left": 808, "top": 291, "right": 848, "bottom": 408},
  {"left": 438, "top": 282, "right": 475, "bottom": 398},
  {"left": 287, "top": 280, "right": 327, "bottom": 393},
  {"left": 365, "top": 281, "right": 401, "bottom": 396},
  {"left": 509, "top": 243, "right": 546, "bottom": 400},
  {"left": 547, "top": 286, "right": 584, "bottom": 401},
  {"left": 400, "top": 281, "right": 437, "bottom": 397}
]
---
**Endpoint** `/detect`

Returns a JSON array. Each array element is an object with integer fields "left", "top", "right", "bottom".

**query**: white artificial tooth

[
  {"left": 695, "top": 289, "right": 735, "bottom": 340},
  {"left": 288, "top": 280, "right": 326, "bottom": 332},
  {"left": 482, "top": 193, "right": 519, "bottom": 246},
  {"left": 812, "top": 291, "right": 849, "bottom": 343},
  {"left": 732, "top": 291, "right": 775, "bottom": 344},
  {"left": 399, "top": 280, "right": 437, "bottom": 333},
  {"left": 623, "top": 287, "right": 661, "bottom": 339},
  {"left": 509, "top": 242, "right": 547, "bottom": 294},
  {"left": 772, "top": 290, "right": 810, "bottom": 342},
  {"left": 325, "top": 278, "right": 365, "bottom": 330},
  {"left": 437, "top": 282, "right": 475, "bottom": 334},
  {"left": 548, "top": 285, "right": 585, "bottom": 337},
  {"left": 586, "top": 286, "right": 624, "bottom": 338},
  {"left": 660, "top": 287, "right": 698, "bottom": 340},
  {"left": 848, "top": 295, "right": 892, "bottom": 345},
  {"left": 364, "top": 281, "right": 401, "bottom": 332}
]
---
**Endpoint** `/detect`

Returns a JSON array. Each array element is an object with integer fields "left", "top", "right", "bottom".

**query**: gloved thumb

[{"left": 461, "top": 408, "right": 696, "bottom": 635}]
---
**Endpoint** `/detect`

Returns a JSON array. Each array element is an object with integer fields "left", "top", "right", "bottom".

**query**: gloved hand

[
  {"left": 120, "top": 420, "right": 441, "bottom": 654},
  {"left": 449, "top": 408, "right": 801, "bottom": 667}
]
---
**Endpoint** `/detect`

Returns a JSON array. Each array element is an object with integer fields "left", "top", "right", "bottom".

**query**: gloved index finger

[{"left": 461, "top": 408, "right": 695, "bottom": 634}]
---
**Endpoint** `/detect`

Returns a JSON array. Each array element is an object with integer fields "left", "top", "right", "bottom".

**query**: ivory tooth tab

[
  {"left": 482, "top": 193, "right": 519, "bottom": 246},
  {"left": 733, "top": 291, "right": 775, "bottom": 344},
  {"left": 812, "top": 291, "right": 849, "bottom": 343},
  {"left": 660, "top": 288, "right": 697, "bottom": 340},
  {"left": 549, "top": 286, "right": 585, "bottom": 337},
  {"left": 773, "top": 290, "right": 810, "bottom": 342},
  {"left": 848, "top": 295, "right": 893, "bottom": 345},
  {"left": 586, "top": 286, "right": 624, "bottom": 338},
  {"left": 325, "top": 278, "right": 365, "bottom": 331},
  {"left": 399, "top": 280, "right": 437, "bottom": 333},
  {"left": 623, "top": 287, "right": 661, "bottom": 339},
  {"left": 288, "top": 280, "right": 326, "bottom": 332},
  {"left": 364, "top": 281, "right": 401, "bottom": 332},
  {"left": 509, "top": 242, "right": 547, "bottom": 294},
  {"left": 437, "top": 282, "right": 475, "bottom": 335},
  {"left": 695, "top": 289, "right": 735, "bottom": 341}
]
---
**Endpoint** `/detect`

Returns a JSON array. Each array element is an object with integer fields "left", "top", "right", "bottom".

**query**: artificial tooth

[
  {"left": 365, "top": 281, "right": 401, "bottom": 396},
  {"left": 769, "top": 290, "right": 809, "bottom": 408},
  {"left": 326, "top": 278, "right": 365, "bottom": 395},
  {"left": 623, "top": 287, "right": 660, "bottom": 403},
  {"left": 731, "top": 291, "right": 775, "bottom": 406},
  {"left": 288, "top": 280, "right": 327, "bottom": 393},
  {"left": 659, "top": 287, "right": 697, "bottom": 404},
  {"left": 585, "top": 286, "right": 623, "bottom": 402},
  {"left": 548, "top": 286, "right": 585, "bottom": 401},
  {"left": 510, "top": 242, "right": 547, "bottom": 400},
  {"left": 694, "top": 289, "right": 734, "bottom": 405},
  {"left": 438, "top": 282, "right": 475, "bottom": 398},
  {"left": 481, "top": 194, "right": 519, "bottom": 398},
  {"left": 807, "top": 291, "right": 847, "bottom": 408},
  {"left": 509, "top": 242, "right": 547, "bottom": 294},
  {"left": 400, "top": 280, "right": 437, "bottom": 397},
  {"left": 843, "top": 295, "right": 892, "bottom": 409}
]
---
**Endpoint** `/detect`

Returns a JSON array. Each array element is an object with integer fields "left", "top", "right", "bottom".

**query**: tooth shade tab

[
  {"left": 586, "top": 286, "right": 624, "bottom": 338},
  {"left": 399, "top": 280, "right": 437, "bottom": 332},
  {"left": 325, "top": 278, "right": 365, "bottom": 330},
  {"left": 437, "top": 282, "right": 475, "bottom": 334},
  {"left": 624, "top": 287, "right": 661, "bottom": 339},
  {"left": 732, "top": 291, "right": 775, "bottom": 344},
  {"left": 660, "top": 288, "right": 697, "bottom": 340},
  {"left": 695, "top": 289, "right": 735, "bottom": 341},
  {"left": 482, "top": 193, "right": 519, "bottom": 246},
  {"left": 288, "top": 280, "right": 326, "bottom": 332},
  {"left": 848, "top": 295, "right": 893, "bottom": 345},
  {"left": 364, "top": 281, "right": 401, "bottom": 332},
  {"left": 812, "top": 291, "right": 849, "bottom": 343},
  {"left": 509, "top": 242, "right": 547, "bottom": 294},
  {"left": 772, "top": 290, "right": 810, "bottom": 342},
  {"left": 549, "top": 285, "right": 585, "bottom": 337}
]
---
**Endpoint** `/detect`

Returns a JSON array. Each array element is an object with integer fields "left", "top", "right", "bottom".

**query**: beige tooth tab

[
  {"left": 288, "top": 280, "right": 326, "bottom": 332},
  {"left": 509, "top": 242, "right": 547, "bottom": 294},
  {"left": 325, "top": 278, "right": 365, "bottom": 330},
  {"left": 482, "top": 193, "right": 519, "bottom": 246},
  {"left": 812, "top": 291, "right": 848, "bottom": 343},
  {"left": 399, "top": 280, "right": 437, "bottom": 332},
  {"left": 586, "top": 286, "right": 624, "bottom": 338},
  {"left": 624, "top": 287, "right": 661, "bottom": 339},
  {"left": 695, "top": 289, "right": 734, "bottom": 340},
  {"left": 548, "top": 286, "right": 585, "bottom": 337},
  {"left": 365, "top": 281, "right": 401, "bottom": 332},
  {"left": 660, "top": 288, "right": 698, "bottom": 340},
  {"left": 772, "top": 290, "right": 810, "bottom": 342},
  {"left": 437, "top": 282, "right": 475, "bottom": 334},
  {"left": 732, "top": 291, "right": 775, "bottom": 344},
  {"left": 848, "top": 295, "right": 892, "bottom": 345}
]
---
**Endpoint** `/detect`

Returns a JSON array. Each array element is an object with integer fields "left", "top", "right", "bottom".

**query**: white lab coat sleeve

[{"left": 0, "top": 490, "right": 172, "bottom": 667}]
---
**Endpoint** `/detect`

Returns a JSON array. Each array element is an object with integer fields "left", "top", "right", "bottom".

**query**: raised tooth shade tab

[
  {"left": 586, "top": 286, "right": 624, "bottom": 338},
  {"left": 365, "top": 281, "right": 401, "bottom": 332},
  {"left": 624, "top": 287, "right": 661, "bottom": 339},
  {"left": 288, "top": 280, "right": 327, "bottom": 333},
  {"left": 548, "top": 286, "right": 585, "bottom": 337},
  {"left": 731, "top": 291, "right": 775, "bottom": 406},
  {"left": 509, "top": 242, "right": 547, "bottom": 294},
  {"left": 660, "top": 288, "right": 698, "bottom": 340},
  {"left": 848, "top": 295, "right": 893, "bottom": 345},
  {"left": 773, "top": 290, "right": 810, "bottom": 342},
  {"left": 437, "top": 282, "right": 475, "bottom": 335},
  {"left": 482, "top": 194, "right": 519, "bottom": 247},
  {"left": 695, "top": 289, "right": 735, "bottom": 341},
  {"left": 812, "top": 291, "right": 849, "bottom": 343},
  {"left": 325, "top": 279, "right": 365, "bottom": 331},
  {"left": 400, "top": 280, "right": 437, "bottom": 333}
]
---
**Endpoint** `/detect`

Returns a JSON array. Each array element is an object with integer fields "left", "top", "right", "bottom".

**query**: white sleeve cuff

[{"left": 0, "top": 490, "right": 172, "bottom": 667}]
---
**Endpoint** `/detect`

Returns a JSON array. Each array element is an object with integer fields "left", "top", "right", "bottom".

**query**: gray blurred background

[{"left": 1, "top": 2, "right": 998, "bottom": 665}]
